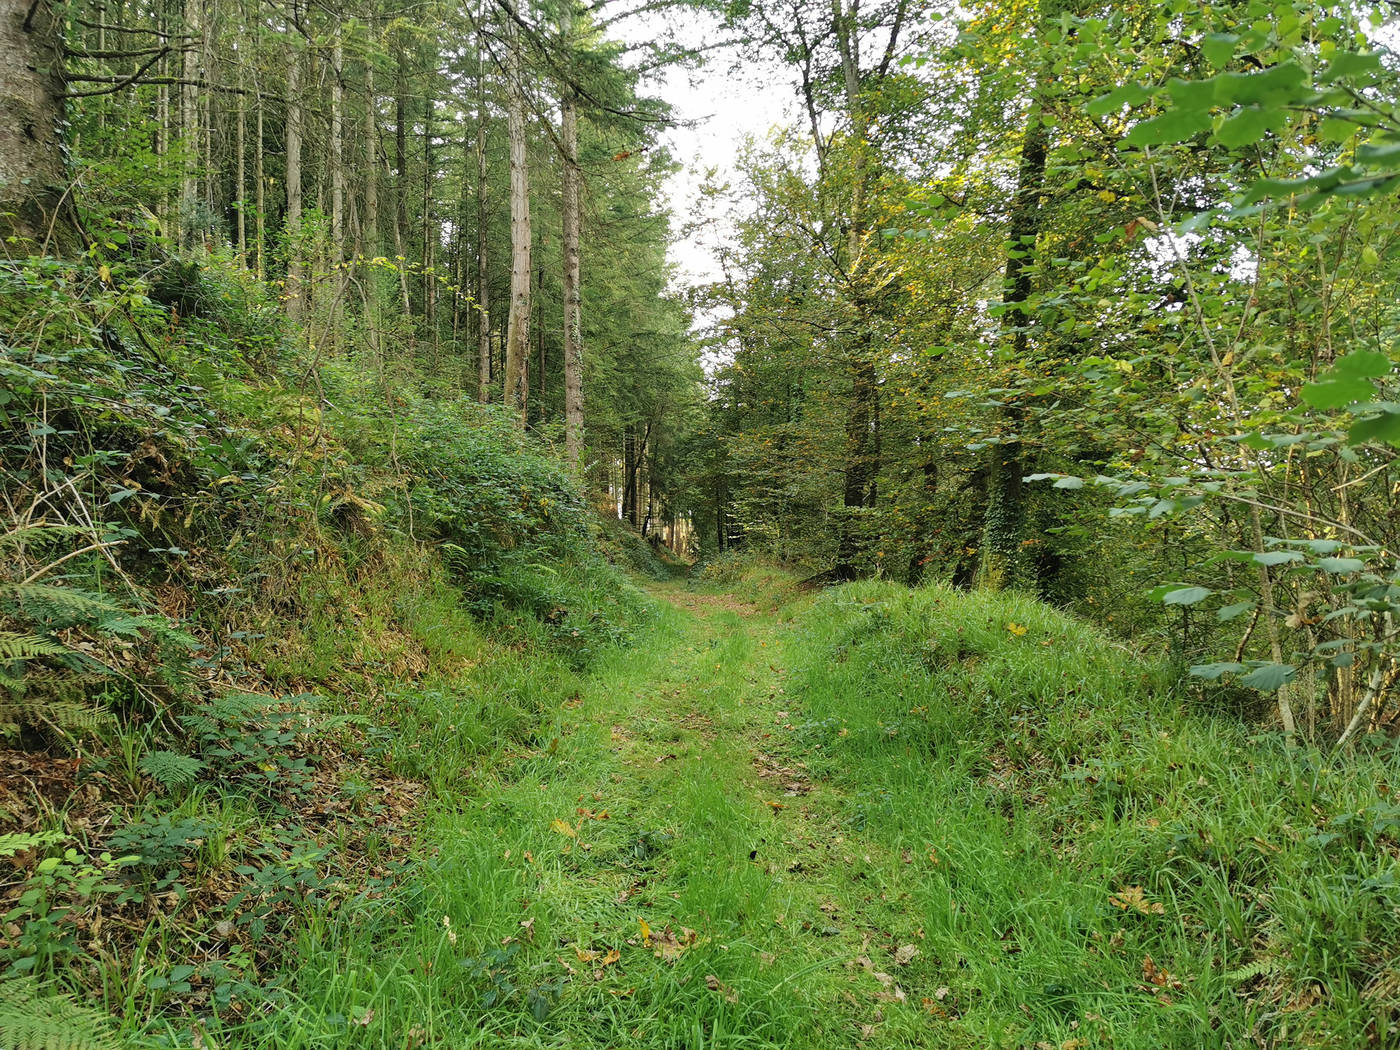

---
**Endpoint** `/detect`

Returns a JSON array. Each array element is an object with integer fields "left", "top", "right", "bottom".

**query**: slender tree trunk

[
  {"left": 362, "top": 56, "right": 381, "bottom": 354},
  {"left": 475, "top": 28, "right": 492, "bottom": 403},
  {"left": 503, "top": 16, "right": 531, "bottom": 420},
  {"left": 978, "top": 68, "right": 1049, "bottom": 592},
  {"left": 393, "top": 46, "right": 412, "bottom": 320},
  {"left": 285, "top": 18, "right": 304, "bottom": 320},
  {"left": 0, "top": 0, "right": 69, "bottom": 246},
  {"left": 254, "top": 77, "right": 265, "bottom": 279},
  {"left": 422, "top": 90, "right": 436, "bottom": 358},
  {"left": 330, "top": 37, "right": 344, "bottom": 255},
  {"left": 235, "top": 62, "right": 246, "bottom": 257},
  {"left": 179, "top": 0, "right": 201, "bottom": 248},
  {"left": 560, "top": 2, "right": 584, "bottom": 470}
]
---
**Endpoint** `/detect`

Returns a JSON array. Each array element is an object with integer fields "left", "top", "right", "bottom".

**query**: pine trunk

[
  {"left": 503, "top": 17, "right": 531, "bottom": 421},
  {"left": 560, "top": 2, "right": 584, "bottom": 472}
]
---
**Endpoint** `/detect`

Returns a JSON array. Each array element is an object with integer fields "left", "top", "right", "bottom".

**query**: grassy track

[{"left": 188, "top": 569, "right": 1398, "bottom": 1049}]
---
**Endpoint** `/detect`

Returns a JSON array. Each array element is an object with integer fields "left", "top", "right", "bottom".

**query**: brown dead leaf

[
  {"left": 893, "top": 944, "right": 919, "bottom": 966},
  {"left": 519, "top": 917, "right": 535, "bottom": 943},
  {"left": 705, "top": 974, "right": 739, "bottom": 1003},
  {"left": 1109, "top": 885, "right": 1164, "bottom": 915},
  {"left": 652, "top": 925, "right": 698, "bottom": 962}
]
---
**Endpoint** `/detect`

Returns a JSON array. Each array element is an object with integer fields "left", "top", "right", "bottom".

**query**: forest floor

[
  {"left": 244, "top": 572, "right": 977, "bottom": 1048},
  {"left": 188, "top": 566, "right": 1394, "bottom": 1050}
]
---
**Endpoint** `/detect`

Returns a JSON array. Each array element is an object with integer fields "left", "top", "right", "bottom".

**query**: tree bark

[
  {"left": 560, "top": 1, "right": 584, "bottom": 472},
  {"left": 475, "top": 24, "right": 492, "bottom": 403},
  {"left": 284, "top": 8, "right": 304, "bottom": 320},
  {"left": 503, "top": 15, "right": 531, "bottom": 420},
  {"left": 978, "top": 48, "right": 1049, "bottom": 592},
  {"left": 0, "top": 0, "right": 68, "bottom": 247}
]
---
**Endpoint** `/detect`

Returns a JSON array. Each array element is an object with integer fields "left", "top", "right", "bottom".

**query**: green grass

[{"left": 117, "top": 570, "right": 1399, "bottom": 1049}]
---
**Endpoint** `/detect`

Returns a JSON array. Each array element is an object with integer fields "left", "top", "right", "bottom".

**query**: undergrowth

[
  {"left": 0, "top": 254, "right": 651, "bottom": 1031},
  {"left": 787, "top": 580, "right": 1400, "bottom": 1048}
]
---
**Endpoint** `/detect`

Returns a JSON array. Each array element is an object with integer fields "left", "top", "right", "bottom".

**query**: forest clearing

[{"left": 3, "top": 0, "right": 1400, "bottom": 1045}]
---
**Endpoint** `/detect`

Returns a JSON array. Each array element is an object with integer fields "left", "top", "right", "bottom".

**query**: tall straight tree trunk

[
  {"left": 285, "top": 17, "right": 304, "bottom": 320},
  {"left": 254, "top": 75, "right": 265, "bottom": 279},
  {"left": 560, "top": 0, "right": 584, "bottom": 470},
  {"left": 502, "top": 16, "right": 531, "bottom": 420},
  {"left": 330, "top": 37, "right": 344, "bottom": 257},
  {"left": 830, "top": 0, "right": 879, "bottom": 579},
  {"left": 0, "top": 0, "right": 68, "bottom": 245},
  {"left": 179, "top": 0, "right": 201, "bottom": 248},
  {"left": 235, "top": 62, "right": 246, "bottom": 257},
  {"left": 978, "top": 33, "right": 1050, "bottom": 592},
  {"left": 422, "top": 90, "right": 436, "bottom": 357},
  {"left": 475, "top": 26, "right": 492, "bottom": 403},
  {"left": 362, "top": 56, "right": 381, "bottom": 353},
  {"left": 393, "top": 46, "right": 412, "bottom": 320}
]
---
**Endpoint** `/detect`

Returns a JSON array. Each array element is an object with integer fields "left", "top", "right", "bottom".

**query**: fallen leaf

[
  {"left": 765, "top": 800, "right": 786, "bottom": 811},
  {"left": 550, "top": 818, "right": 577, "bottom": 838},
  {"left": 652, "top": 925, "right": 698, "bottom": 962},
  {"left": 1110, "top": 885, "right": 1165, "bottom": 916},
  {"left": 353, "top": 1008, "right": 375, "bottom": 1026},
  {"left": 638, "top": 917, "right": 652, "bottom": 947},
  {"left": 705, "top": 974, "right": 739, "bottom": 1003},
  {"left": 1007, "top": 622, "right": 1028, "bottom": 636},
  {"left": 893, "top": 944, "right": 919, "bottom": 966}
]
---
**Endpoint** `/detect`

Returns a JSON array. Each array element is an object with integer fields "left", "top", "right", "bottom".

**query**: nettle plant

[{"left": 1029, "top": 12, "right": 1400, "bottom": 743}]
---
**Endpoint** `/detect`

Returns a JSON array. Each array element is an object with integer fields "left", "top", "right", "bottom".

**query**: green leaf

[
  {"left": 1301, "top": 376, "right": 1377, "bottom": 409},
  {"left": 1213, "top": 62, "right": 1306, "bottom": 107},
  {"left": 1086, "top": 83, "right": 1151, "bottom": 117},
  {"left": 1123, "top": 109, "right": 1213, "bottom": 147},
  {"left": 1319, "top": 51, "right": 1382, "bottom": 85},
  {"left": 1215, "top": 106, "right": 1283, "bottom": 148},
  {"left": 1217, "top": 601, "right": 1255, "bottom": 622},
  {"left": 1239, "top": 663, "right": 1295, "bottom": 691},
  {"left": 1189, "top": 662, "right": 1245, "bottom": 680},
  {"left": 1316, "top": 557, "right": 1365, "bottom": 573},
  {"left": 1163, "top": 586, "right": 1211, "bottom": 606},
  {"left": 1052, "top": 476, "right": 1084, "bottom": 489},
  {"left": 1330, "top": 349, "right": 1392, "bottom": 378},
  {"left": 1348, "top": 412, "right": 1400, "bottom": 446},
  {"left": 1253, "top": 550, "right": 1303, "bottom": 566},
  {"left": 1201, "top": 33, "right": 1238, "bottom": 70}
]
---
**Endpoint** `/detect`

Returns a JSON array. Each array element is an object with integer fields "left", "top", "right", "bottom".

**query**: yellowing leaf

[
  {"left": 1006, "top": 622, "right": 1028, "bottom": 637},
  {"left": 1109, "top": 885, "right": 1165, "bottom": 915},
  {"left": 550, "top": 819, "right": 577, "bottom": 838},
  {"left": 638, "top": 917, "right": 652, "bottom": 946}
]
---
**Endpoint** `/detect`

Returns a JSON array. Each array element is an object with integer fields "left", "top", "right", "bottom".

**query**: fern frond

[
  {"left": 0, "top": 977, "right": 121, "bottom": 1050},
  {"left": 0, "top": 699, "right": 111, "bottom": 736},
  {"left": 0, "top": 583, "right": 123, "bottom": 620},
  {"left": 1225, "top": 957, "right": 1282, "bottom": 983},
  {"left": 0, "top": 631, "right": 70, "bottom": 663},
  {"left": 139, "top": 750, "right": 206, "bottom": 790}
]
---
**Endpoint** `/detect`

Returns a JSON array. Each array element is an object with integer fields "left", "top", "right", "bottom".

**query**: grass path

[{"left": 275, "top": 577, "right": 944, "bottom": 1049}]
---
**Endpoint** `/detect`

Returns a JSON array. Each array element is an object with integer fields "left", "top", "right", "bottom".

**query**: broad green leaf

[
  {"left": 1215, "top": 106, "right": 1282, "bottom": 148},
  {"left": 1086, "top": 83, "right": 1151, "bottom": 117},
  {"left": 1167, "top": 76, "right": 1218, "bottom": 111},
  {"left": 1316, "top": 557, "right": 1365, "bottom": 573},
  {"left": 1253, "top": 550, "right": 1303, "bottom": 566},
  {"left": 1240, "top": 663, "right": 1295, "bottom": 691},
  {"left": 1124, "top": 109, "right": 1213, "bottom": 147},
  {"left": 1163, "top": 586, "right": 1211, "bottom": 606},
  {"left": 1213, "top": 62, "right": 1306, "bottom": 106},
  {"left": 1301, "top": 376, "right": 1377, "bottom": 409},
  {"left": 1330, "top": 350, "right": 1393, "bottom": 378},
  {"left": 1319, "top": 51, "right": 1382, "bottom": 84},
  {"left": 1201, "top": 33, "right": 1238, "bottom": 70},
  {"left": 1052, "top": 476, "right": 1084, "bottom": 489},
  {"left": 1217, "top": 601, "right": 1255, "bottom": 622},
  {"left": 1348, "top": 412, "right": 1400, "bottom": 446},
  {"left": 1189, "top": 662, "right": 1245, "bottom": 680},
  {"left": 1356, "top": 142, "right": 1400, "bottom": 169}
]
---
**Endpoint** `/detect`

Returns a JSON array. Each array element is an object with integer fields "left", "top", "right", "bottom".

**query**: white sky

[{"left": 617, "top": 11, "right": 799, "bottom": 288}]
